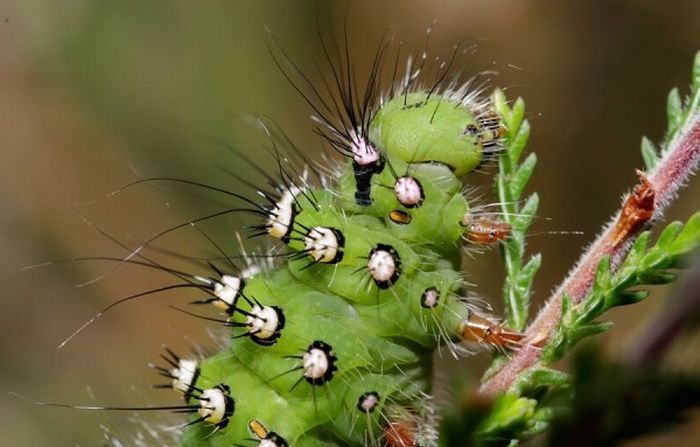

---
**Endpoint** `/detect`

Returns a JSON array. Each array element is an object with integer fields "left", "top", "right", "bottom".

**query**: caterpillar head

[{"left": 369, "top": 92, "right": 501, "bottom": 175}]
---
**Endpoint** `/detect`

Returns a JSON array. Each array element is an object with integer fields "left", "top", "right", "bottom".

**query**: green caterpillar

[
  {"left": 160, "top": 67, "right": 513, "bottom": 445},
  {"left": 44, "top": 41, "right": 520, "bottom": 447}
]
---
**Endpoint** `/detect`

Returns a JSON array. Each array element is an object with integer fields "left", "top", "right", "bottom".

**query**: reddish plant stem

[{"left": 480, "top": 113, "right": 700, "bottom": 396}]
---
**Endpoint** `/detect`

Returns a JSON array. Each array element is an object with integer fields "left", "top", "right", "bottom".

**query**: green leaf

[
  {"left": 508, "top": 97, "right": 526, "bottom": 147},
  {"left": 640, "top": 136, "right": 659, "bottom": 170},
  {"left": 522, "top": 408, "right": 552, "bottom": 437},
  {"left": 521, "top": 254, "right": 542, "bottom": 279},
  {"left": 638, "top": 269, "right": 678, "bottom": 284},
  {"left": 477, "top": 54, "right": 700, "bottom": 447},
  {"left": 686, "top": 54, "right": 700, "bottom": 123},
  {"left": 516, "top": 254, "right": 542, "bottom": 302},
  {"left": 476, "top": 394, "right": 538, "bottom": 438},
  {"left": 593, "top": 255, "right": 613, "bottom": 291},
  {"left": 515, "top": 193, "right": 539, "bottom": 232},
  {"left": 667, "top": 87, "right": 683, "bottom": 136},
  {"left": 579, "top": 290, "right": 606, "bottom": 323},
  {"left": 493, "top": 88, "right": 509, "bottom": 118},
  {"left": 509, "top": 120, "right": 531, "bottom": 166},
  {"left": 569, "top": 321, "right": 613, "bottom": 346},
  {"left": 510, "top": 153, "right": 537, "bottom": 200},
  {"left": 642, "top": 221, "right": 684, "bottom": 269},
  {"left": 668, "top": 211, "right": 700, "bottom": 256},
  {"left": 693, "top": 51, "right": 700, "bottom": 95},
  {"left": 615, "top": 289, "right": 650, "bottom": 306},
  {"left": 655, "top": 220, "right": 684, "bottom": 250},
  {"left": 625, "top": 231, "right": 651, "bottom": 266},
  {"left": 542, "top": 294, "right": 573, "bottom": 363},
  {"left": 513, "top": 367, "right": 571, "bottom": 395},
  {"left": 507, "top": 254, "right": 540, "bottom": 331}
]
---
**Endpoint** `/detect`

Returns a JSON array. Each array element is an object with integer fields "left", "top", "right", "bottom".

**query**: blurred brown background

[{"left": 1, "top": 1, "right": 699, "bottom": 445}]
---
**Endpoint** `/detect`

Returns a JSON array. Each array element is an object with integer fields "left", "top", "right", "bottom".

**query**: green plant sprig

[
  {"left": 643, "top": 52, "right": 700, "bottom": 170},
  {"left": 544, "top": 211, "right": 700, "bottom": 364},
  {"left": 483, "top": 51, "right": 700, "bottom": 395},
  {"left": 466, "top": 52, "right": 700, "bottom": 446},
  {"left": 492, "top": 89, "right": 541, "bottom": 332}
]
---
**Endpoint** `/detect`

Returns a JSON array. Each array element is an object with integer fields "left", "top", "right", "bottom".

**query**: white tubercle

[
  {"left": 213, "top": 275, "right": 242, "bottom": 310},
  {"left": 267, "top": 185, "right": 303, "bottom": 239},
  {"left": 304, "top": 227, "right": 341, "bottom": 263},
  {"left": 171, "top": 359, "right": 199, "bottom": 394},
  {"left": 394, "top": 176, "right": 424, "bottom": 207},
  {"left": 421, "top": 288, "right": 440, "bottom": 308},
  {"left": 303, "top": 347, "right": 330, "bottom": 380},
  {"left": 246, "top": 305, "right": 279, "bottom": 340},
  {"left": 367, "top": 249, "right": 397, "bottom": 283},
  {"left": 359, "top": 393, "right": 380, "bottom": 412},
  {"left": 198, "top": 387, "right": 226, "bottom": 424}
]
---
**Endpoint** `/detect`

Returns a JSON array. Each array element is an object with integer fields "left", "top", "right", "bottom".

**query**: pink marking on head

[{"left": 351, "top": 135, "right": 380, "bottom": 166}]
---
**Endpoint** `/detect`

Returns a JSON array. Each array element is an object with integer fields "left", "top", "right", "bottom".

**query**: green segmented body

[{"left": 176, "top": 91, "right": 500, "bottom": 446}]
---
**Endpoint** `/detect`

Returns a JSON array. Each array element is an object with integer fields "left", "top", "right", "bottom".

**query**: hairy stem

[{"left": 480, "top": 112, "right": 700, "bottom": 396}]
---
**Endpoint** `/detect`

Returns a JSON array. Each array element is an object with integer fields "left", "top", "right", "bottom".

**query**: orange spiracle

[{"left": 389, "top": 209, "right": 412, "bottom": 225}]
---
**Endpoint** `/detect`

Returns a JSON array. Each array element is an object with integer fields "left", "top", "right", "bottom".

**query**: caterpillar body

[
  {"left": 42, "top": 37, "right": 522, "bottom": 447},
  {"left": 169, "top": 85, "right": 511, "bottom": 445}
]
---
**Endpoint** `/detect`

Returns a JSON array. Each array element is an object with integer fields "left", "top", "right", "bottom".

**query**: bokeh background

[{"left": 1, "top": 1, "right": 700, "bottom": 445}]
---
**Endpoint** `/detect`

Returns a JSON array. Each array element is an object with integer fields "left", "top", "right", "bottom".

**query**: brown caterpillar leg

[
  {"left": 383, "top": 420, "right": 417, "bottom": 447},
  {"left": 460, "top": 312, "right": 525, "bottom": 350}
]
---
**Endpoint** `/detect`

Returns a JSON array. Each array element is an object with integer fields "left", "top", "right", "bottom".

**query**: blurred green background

[{"left": 1, "top": 1, "right": 699, "bottom": 445}]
